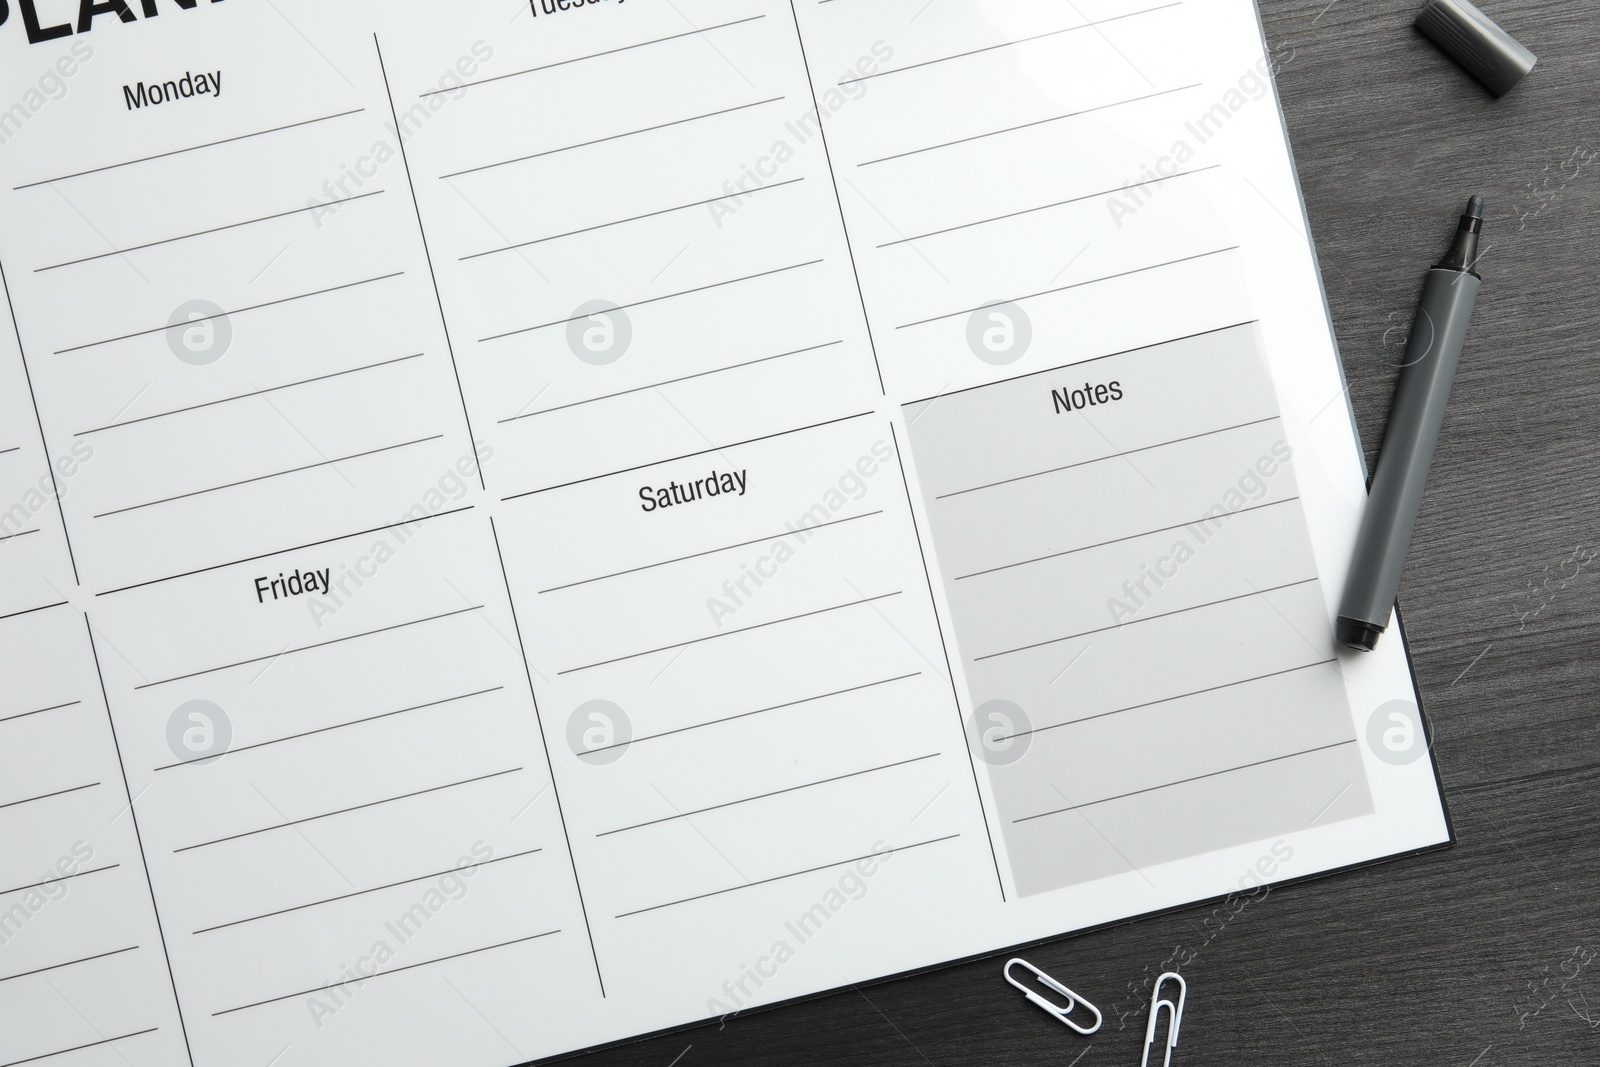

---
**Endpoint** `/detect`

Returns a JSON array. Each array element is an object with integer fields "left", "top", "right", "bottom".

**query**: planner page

[{"left": 0, "top": 1, "right": 1447, "bottom": 1065}]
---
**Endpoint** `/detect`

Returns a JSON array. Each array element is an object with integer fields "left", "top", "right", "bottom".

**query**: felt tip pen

[{"left": 1336, "top": 195, "right": 1484, "bottom": 652}]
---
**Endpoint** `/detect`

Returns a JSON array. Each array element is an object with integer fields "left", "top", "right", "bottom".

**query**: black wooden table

[{"left": 573, "top": 2, "right": 1600, "bottom": 1062}]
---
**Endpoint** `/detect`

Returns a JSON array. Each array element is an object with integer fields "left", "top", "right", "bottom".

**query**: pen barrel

[{"left": 1338, "top": 268, "right": 1480, "bottom": 637}]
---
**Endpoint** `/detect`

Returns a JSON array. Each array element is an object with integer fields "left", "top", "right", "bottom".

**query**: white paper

[{"left": 0, "top": 2, "right": 1447, "bottom": 1064}]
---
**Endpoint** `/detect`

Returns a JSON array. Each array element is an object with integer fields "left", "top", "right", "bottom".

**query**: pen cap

[{"left": 1415, "top": 0, "right": 1537, "bottom": 96}]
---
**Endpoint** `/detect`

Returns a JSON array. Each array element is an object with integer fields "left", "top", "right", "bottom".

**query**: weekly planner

[{"left": 0, "top": 1, "right": 1448, "bottom": 1065}]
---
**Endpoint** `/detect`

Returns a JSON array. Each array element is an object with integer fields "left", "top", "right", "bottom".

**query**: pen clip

[{"left": 1003, "top": 958, "right": 1102, "bottom": 1035}]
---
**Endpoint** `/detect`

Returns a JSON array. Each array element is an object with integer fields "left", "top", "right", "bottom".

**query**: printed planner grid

[{"left": 0, "top": 2, "right": 1447, "bottom": 1066}]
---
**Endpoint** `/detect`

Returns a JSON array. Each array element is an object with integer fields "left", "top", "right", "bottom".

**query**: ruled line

[
  {"left": 973, "top": 577, "right": 1319, "bottom": 663},
  {"left": 997, "top": 658, "right": 1339, "bottom": 742},
  {"left": 74, "top": 354, "right": 424, "bottom": 437},
  {"left": 464, "top": 179, "right": 804, "bottom": 260},
  {"left": 96, "top": 506, "right": 472, "bottom": 598},
  {"left": 578, "top": 672, "right": 921, "bottom": 756},
  {"left": 0, "top": 1029, "right": 159, "bottom": 1067},
  {"left": 375, "top": 36, "right": 487, "bottom": 493},
  {"left": 84, "top": 616, "right": 198, "bottom": 1067},
  {"left": 0, "top": 700, "right": 80, "bottom": 725},
  {"left": 0, "top": 946, "right": 138, "bottom": 985},
  {"left": 480, "top": 259, "right": 821, "bottom": 342},
  {"left": 36, "top": 191, "right": 387, "bottom": 272},
  {"left": 504, "top": 410, "right": 870, "bottom": 500},
  {"left": 502, "top": 339, "right": 840, "bottom": 424},
  {"left": 858, "top": 84, "right": 1201, "bottom": 166},
  {"left": 442, "top": 97, "right": 785, "bottom": 180},
  {"left": 1013, "top": 740, "right": 1358, "bottom": 823},
  {"left": 616, "top": 835, "right": 958, "bottom": 918},
  {"left": 0, "top": 782, "right": 98, "bottom": 811},
  {"left": 0, "top": 445, "right": 17, "bottom": 455},
  {"left": 488, "top": 516, "right": 607, "bottom": 996},
  {"left": 0, "top": 528, "right": 40, "bottom": 542},
  {"left": 55, "top": 272, "right": 404, "bottom": 355},
  {"left": 174, "top": 767, "right": 522, "bottom": 853},
  {"left": 900, "top": 322, "right": 1256, "bottom": 409},
  {"left": 154, "top": 687, "right": 504, "bottom": 771},
  {"left": 838, "top": 4, "right": 1181, "bottom": 84},
  {"left": 936, "top": 416, "right": 1281, "bottom": 501},
  {"left": 93, "top": 435, "right": 443, "bottom": 519},
  {"left": 784, "top": 0, "right": 886, "bottom": 394},
  {"left": 0, "top": 864, "right": 119, "bottom": 898},
  {"left": 599, "top": 753, "right": 939, "bottom": 836},
  {"left": 213, "top": 932, "right": 559, "bottom": 1015},
  {"left": 0, "top": 256, "right": 79, "bottom": 583},
  {"left": 955, "top": 497, "right": 1301, "bottom": 580},
  {"left": 192, "top": 847, "right": 543, "bottom": 934},
  {"left": 897, "top": 247, "right": 1238, "bottom": 329},
  {"left": 879, "top": 166, "right": 1219, "bottom": 246},
  {"left": 560, "top": 592, "right": 902, "bottom": 675},
  {"left": 14, "top": 109, "right": 365, "bottom": 189},
  {"left": 0, "top": 602, "right": 67, "bottom": 622},
  {"left": 133, "top": 605, "right": 482, "bottom": 689},
  {"left": 887, "top": 423, "right": 1007, "bottom": 901},
  {"left": 540, "top": 510, "right": 882, "bottom": 593},
  {"left": 421, "top": 15, "right": 766, "bottom": 96}
]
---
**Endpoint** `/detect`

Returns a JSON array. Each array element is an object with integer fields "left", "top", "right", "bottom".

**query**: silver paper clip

[
  {"left": 1003, "top": 958, "right": 1103, "bottom": 1035},
  {"left": 1141, "top": 971, "right": 1187, "bottom": 1067}
]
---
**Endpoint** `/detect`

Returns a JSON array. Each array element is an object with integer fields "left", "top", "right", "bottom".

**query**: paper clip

[
  {"left": 1003, "top": 958, "right": 1103, "bottom": 1035},
  {"left": 1141, "top": 971, "right": 1187, "bottom": 1067}
]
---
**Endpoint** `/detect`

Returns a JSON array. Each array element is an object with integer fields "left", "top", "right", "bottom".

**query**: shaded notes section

[
  {"left": 87, "top": 512, "right": 602, "bottom": 1067},
  {"left": 0, "top": 605, "right": 190, "bottom": 1067},
  {"left": 499, "top": 413, "right": 997, "bottom": 1007},
  {"left": 792, "top": 0, "right": 1249, "bottom": 397},
  {"left": 902, "top": 325, "right": 1372, "bottom": 896}
]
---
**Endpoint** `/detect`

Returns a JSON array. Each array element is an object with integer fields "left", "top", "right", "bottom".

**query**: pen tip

[{"left": 1466, "top": 194, "right": 1485, "bottom": 219}]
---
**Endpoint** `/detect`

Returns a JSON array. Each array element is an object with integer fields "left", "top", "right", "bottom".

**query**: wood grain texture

[{"left": 557, "top": 2, "right": 1600, "bottom": 1063}]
